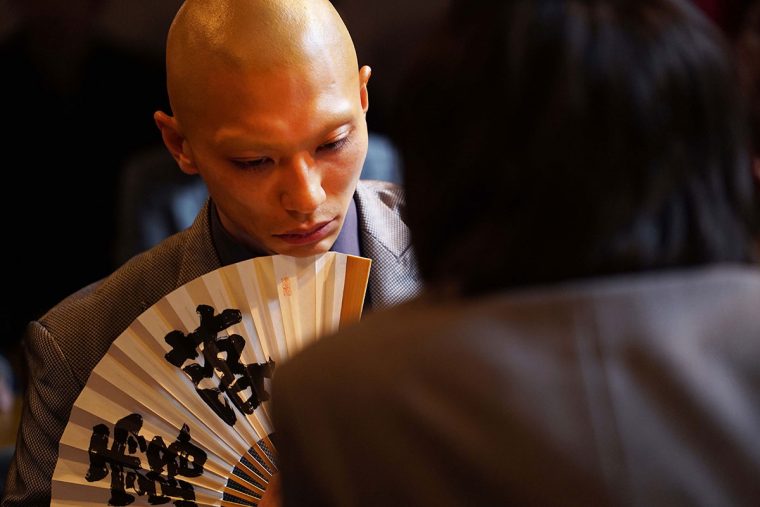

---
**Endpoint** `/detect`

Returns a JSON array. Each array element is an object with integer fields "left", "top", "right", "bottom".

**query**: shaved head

[
  {"left": 154, "top": 0, "right": 371, "bottom": 258},
  {"left": 166, "top": 0, "right": 359, "bottom": 132}
]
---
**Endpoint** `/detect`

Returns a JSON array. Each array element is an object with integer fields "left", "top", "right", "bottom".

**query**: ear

[
  {"left": 359, "top": 65, "right": 371, "bottom": 114},
  {"left": 154, "top": 111, "right": 199, "bottom": 175}
]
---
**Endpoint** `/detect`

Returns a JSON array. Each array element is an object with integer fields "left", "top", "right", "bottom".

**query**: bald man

[{"left": 1, "top": 1, "right": 420, "bottom": 505}]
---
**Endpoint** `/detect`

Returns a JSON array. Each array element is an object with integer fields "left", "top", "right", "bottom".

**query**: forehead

[{"left": 188, "top": 62, "right": 359, "bottom": 143}]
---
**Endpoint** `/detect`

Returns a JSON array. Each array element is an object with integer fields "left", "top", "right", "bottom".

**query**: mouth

[{"left": 273, "top": 219, "right": 337, "bottom": 246}]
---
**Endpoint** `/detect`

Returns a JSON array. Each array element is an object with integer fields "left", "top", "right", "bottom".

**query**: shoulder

[
  {"left": 271, "top": 297, "right": 463, "bottom": 502},
  {"left": 36, "top": 210, "right": 220, "bottom": 384},
  {"left": 274, "top": 297, "right": 439, "bottom": 401}
]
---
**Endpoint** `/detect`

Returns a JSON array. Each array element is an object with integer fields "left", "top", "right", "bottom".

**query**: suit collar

[
  {"left": 176, "top": 200, "right": 223, "bottom": 287},
  {"left": 355, "top": 180, "right": 421, "bottom": 310},
  {"left": 355, "top": 180, "right": 412, "bottom": 259}
]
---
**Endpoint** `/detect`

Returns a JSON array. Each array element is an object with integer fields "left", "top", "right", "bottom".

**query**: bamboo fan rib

[{"left": 51, "top": 252, "right": 371, "bottom": 507}]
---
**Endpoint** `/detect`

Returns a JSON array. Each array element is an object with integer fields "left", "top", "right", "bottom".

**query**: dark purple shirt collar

[{"left": 210, "top": 196, "right": 361, "bottom": 266}]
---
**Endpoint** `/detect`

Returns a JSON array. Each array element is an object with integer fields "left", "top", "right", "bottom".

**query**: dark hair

[
  {"left": 691, "top": 0, "right": 759, "bottom": 39},
  {"left": 394, "top": 0, "right": 757, "bottom": 295},
  {"left": 692, "top": 0, "right": 760, "bottom": 157}
]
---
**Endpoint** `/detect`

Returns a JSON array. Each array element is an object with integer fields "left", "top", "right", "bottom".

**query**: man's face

[{"left": 182, "top": 62, "right": 369, "bottom": 257}]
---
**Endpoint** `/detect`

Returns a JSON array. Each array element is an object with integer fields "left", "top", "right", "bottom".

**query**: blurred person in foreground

[
  {"left": 2, "top": 0, "right": 420, "bottom": 505},
  {"left": 693, "top": 0, "right": 760, "bottom": 247},
  {"left": 272, "top": 0, "right": 760, "bottom": 505}
]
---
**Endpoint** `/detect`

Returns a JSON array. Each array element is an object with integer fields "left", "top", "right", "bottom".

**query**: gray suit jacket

[
  {"left": 2, "top": 180, "right": 421, "bottom": 506},
  {"left": 273, "top": 266, "right": 760, "bottom": 507}
]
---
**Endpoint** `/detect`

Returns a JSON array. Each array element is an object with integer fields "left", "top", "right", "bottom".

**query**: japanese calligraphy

[
  {"left": 85, "top": 413, "right": 207, "bottom": 506},
  {"left": 164, "top": 304, "right": 275, "bottom": 426}
]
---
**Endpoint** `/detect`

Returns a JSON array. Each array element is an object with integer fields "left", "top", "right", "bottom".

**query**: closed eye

[
  {"left": 317, "top": 136, "right": 350, "bottom": 153},
  {"left": 231, "top": 157, "right": 273, "bottom": 170}
]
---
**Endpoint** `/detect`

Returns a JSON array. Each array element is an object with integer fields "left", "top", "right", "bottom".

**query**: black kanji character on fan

[
  {"left": 86, "top": 413, "right": 146, "bottom": 506},
  {"left": 147, "top": 424, "right": 207, "bottom": 479},
  {"left": 164, "top": 304, "right": 276, "bottom": 426},
  {"left": 164, "top": 304, "right": 243, "bottom": 367},
  {"left": 188, "top": 333, "right": 276, "bottom": 416},
  {"left": 85, "top": 413, "right": 205, "bottom": 506}
]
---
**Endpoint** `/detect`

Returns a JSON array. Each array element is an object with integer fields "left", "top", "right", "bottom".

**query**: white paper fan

[{"left": 51, "top": 252, "right": 371, "bottom": 506}]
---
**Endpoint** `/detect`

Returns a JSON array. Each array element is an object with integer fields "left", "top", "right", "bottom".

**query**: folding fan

[{"left": 51, "top": 252, "right": 371, "bottom": 507}]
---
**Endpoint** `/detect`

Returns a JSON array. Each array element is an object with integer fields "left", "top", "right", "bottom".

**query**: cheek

[
  {"left": 225, "top": 193, "right": 274, "bottom": 239},
  {"left": 204, "top": 169, "right": 273, "bottom": 218},
  {"left": 325, "top": 150, "right": 364, "bottom": 194},
  {"left": 342, "top": 138, "right": 369, "bottom": 178}
]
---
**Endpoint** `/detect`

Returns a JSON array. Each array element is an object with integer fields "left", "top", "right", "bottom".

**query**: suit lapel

[{"left": 355, "top": 181, "right": 422, "bottom": 310}]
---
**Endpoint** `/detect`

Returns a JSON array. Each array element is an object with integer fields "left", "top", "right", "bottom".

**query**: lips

[{"left": 273, "top": 219, "right": 336, "bottom": 246}]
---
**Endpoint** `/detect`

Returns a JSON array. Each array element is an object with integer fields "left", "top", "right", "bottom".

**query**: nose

[{"left": 280, "top": 153, "right": 326, "bottom": 215}]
